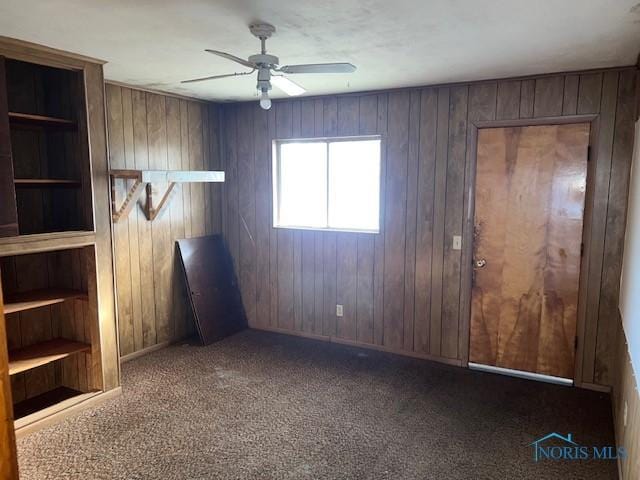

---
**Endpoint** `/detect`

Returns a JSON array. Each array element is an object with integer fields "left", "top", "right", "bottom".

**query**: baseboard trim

[
  {"left": 120, "top": 341, "right": 171, "bottom": 363},
  {"left": 469, "top": 362, "right": 573, "bottom": 386},
  {"left": 250, "top": 325, "right": 464, "bottom": 367},
  {"left": 15, "top": 387, "right": 122, "bottom": 438}
]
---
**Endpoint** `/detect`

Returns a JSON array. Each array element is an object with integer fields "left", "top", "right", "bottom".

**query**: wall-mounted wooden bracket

[{"left": 110, "top": 170, "right": 225, "bottom": 222}]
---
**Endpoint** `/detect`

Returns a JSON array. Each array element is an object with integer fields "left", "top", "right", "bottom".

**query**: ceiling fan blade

[
  {"left": 278, "top": 63, "right": 356, "bottom": 74},
  {"left": 205, "top": 49, "right": 257, "bottom": 69},
  {"left": 181, "top": 71, "right": 255, "bottom": 84},
  {"left": 271, "top": 76, "right": 306, "bottom": 96}
]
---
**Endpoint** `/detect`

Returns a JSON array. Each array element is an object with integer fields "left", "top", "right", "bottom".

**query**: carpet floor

[{"left": 17, "top": 330, "right": 618, "bottom": 479}]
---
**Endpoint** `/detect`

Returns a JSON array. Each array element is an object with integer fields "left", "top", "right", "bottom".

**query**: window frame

[{"left": 272, "top": 134, "right": 383, "bottom": 234}]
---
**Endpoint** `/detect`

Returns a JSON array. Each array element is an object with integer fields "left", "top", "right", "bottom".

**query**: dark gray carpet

[{"left": 17, "top": 330, "right": 618, "bottom": 479}]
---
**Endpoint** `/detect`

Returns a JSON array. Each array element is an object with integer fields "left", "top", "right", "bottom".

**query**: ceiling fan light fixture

[
  {"left": 271, "top": 76, "right": 305, "bottom": 96},
  {"left": 181, "top": 23, "right": 356, "bottom": 103},
  {"left": 259, "top": 89, "right": 271, "bottom": 110}
]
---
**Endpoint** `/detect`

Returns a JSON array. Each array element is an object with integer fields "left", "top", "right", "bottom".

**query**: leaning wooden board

[{"left": 176, "top": 236, "right": 247, "bottom": 344}]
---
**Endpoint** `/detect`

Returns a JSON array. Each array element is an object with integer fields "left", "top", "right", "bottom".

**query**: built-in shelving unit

[
  {"left": 0, "top": 39, "right": 116, "bottom": 438},
  {"left": 0, "top": 247, "right": 101, "bottom": 425},
  {"left": 0, "top": 57, "right": 92, "bottom": 236}
]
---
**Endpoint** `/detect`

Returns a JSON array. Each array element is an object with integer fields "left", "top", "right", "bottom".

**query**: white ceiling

[{"left": 0, "top": 0, "right": 638, "bottom": 102}]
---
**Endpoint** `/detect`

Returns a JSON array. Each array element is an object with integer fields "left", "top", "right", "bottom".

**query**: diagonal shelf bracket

[
  {"left": 109, "top": 169, "right": 225, "bottom": 222},
  {"left": 111, "top": 178, "right": 146, "bottom": 222},
  {"left": 144, "top": 182, "right": 176, "bottom": 221}
]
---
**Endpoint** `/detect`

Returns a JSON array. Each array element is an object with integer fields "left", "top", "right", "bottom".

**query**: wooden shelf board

[
  {"left": 13, "top": 386, "right": 84, "bottom": 420},
  {"left": 110, "top": 169, "right": 225, "bottom": 183},
  {"left": 3, "top": 288, "right": 88, "bottom": 314},
  {"left": 14, "top": 178, "right": 81, "bottom": 187},
  {"left": 8, "top": 112, "right": 76, "bottom": 128},
  {"left": 14, "top": 389, "right": 111, "bottom": 436},
  {"left": 9, "top": 338, "right": 91, "bottom": 375},
  {"left": 110, "top": 169, "right": 224, "bottom": 222}
]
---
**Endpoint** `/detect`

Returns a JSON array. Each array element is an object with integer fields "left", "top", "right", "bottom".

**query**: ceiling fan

[{"left": 182, "top": 23, "right": 356, "bottom": 110}]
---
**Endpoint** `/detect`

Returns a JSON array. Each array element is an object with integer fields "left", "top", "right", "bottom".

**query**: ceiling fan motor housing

[
  {"left": 257, "top": 67, "right": 271, "bottom": 92},
  {"left": 248, "top": 54, "right": 279, "bottom": 67}
]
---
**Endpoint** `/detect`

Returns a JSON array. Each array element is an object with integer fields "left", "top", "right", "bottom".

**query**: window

[{"left": 273, "top": 136, "right": 381, "bottom": 233}]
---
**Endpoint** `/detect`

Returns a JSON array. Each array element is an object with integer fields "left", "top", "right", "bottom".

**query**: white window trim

[{"left": 272, "top": 135, "right": 383, "bottom": 234}]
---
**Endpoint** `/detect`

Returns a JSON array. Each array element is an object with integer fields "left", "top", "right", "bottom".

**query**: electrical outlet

[
  {"left": 623, "top": 401, "right": 628, "bottom": 428},
  {"left": 336, "top": 304, "right": 344, "bottom": 317},
  {"left": 452, "top": 235, "right": 462, "bottom": 250}
]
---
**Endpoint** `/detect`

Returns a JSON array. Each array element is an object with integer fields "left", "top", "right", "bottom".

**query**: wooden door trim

[{"left": 460, "top": 115, "right": 598, "bottom": 388}]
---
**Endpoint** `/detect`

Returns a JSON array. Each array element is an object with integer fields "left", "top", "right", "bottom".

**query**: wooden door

[
  {"left": 469, "top": 123, "right": 589, "bottom": 379},
  {"left": 0, "top": 276, "right": 19, "bottom": 479},
  {"left": 177, "top": 236, "right": 247, "bottom": 345}
]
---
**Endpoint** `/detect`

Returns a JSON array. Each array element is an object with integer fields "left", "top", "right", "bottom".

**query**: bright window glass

[
  {"left": 273, "top": 137, "right": 381, "bottom": 233},
  {"left": 278, "top": 142, "right": 327, "bottom": 228}
]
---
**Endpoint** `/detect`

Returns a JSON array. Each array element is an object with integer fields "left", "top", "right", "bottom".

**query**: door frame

[{"left": 460, "top": 114, "right": 599, "bottom": 388}]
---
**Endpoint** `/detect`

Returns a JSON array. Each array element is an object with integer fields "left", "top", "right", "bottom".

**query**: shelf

[
  {"left": 3, "top": 288, "right": 88, "bottom": 314},
  {"left": 8, "top": 338, "right": 91, "bottom": 375},
  {"left": 13, "top": 386, "right": 84, "bottom": 420},
  {"left": 8, "top": 112, "right": 77, "bottom": 129},
  {"left": 14, "top": 178, "right": 81, "bottom": 188},
  {"left": 110, "top": 169, "right": 225, "bottom": 222}
]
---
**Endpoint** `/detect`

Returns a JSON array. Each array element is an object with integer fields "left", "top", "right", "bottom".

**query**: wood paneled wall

[
  {"left": 219, "top": 67, "right": 637, "bottom": 388},
  {"left": 105, "top": 84, "right": 223, "bottom": 357},
  {"left": 613, "top": 318, "right": 640, "bottom": 479}
]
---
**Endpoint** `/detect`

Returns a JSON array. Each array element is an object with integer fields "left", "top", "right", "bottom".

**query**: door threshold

[{"left": 468, "top": 362, "right": 573, "bottom": 386}]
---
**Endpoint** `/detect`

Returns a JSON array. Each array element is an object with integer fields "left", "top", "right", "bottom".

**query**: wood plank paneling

[
  {"left": 275, "top": 102, "right": 295, "bottom": 331},
  {"left": 519, "top": 79, "right": 535, "bottom": 118},
  {"left": 613, "top": 318, "right": 640, "bottom": 480},
  {"left": 237, "top": 103, "right": 257, "bottom": 328},
  {"left": 313, "top": 99, "right": 324, "bottom": 335},
  {"left": 414, "top": 89, "right": 437, "bottom": 354},
  {"left": 595, "top": 70, "right": 636, "bottom": 385},
  {"left": 254, "top": 106, "right": 271, "bottom": 329},
  {"left": 336, "top": 96, "right": 359, "bottom": 341},
  {"left": 533, "top": 76, "right": 564, "bottom": 117},
  {"left": 106, "top": 85, "right": 222, "bottom": 356},
  {"left": 582, "top": 72, "right": 612, "bottom": 383},
  {"left": 291, "top": 101, "right": 303, "bottom": 333},
  {"left": 383, "top": 91, "right": 411, "bottom": 350},
  {"left": 322, "top": 98, "right": 338, "bottom": 337},
  {"left": 209, "top": 67, "right": 634, "bottom": 389},
  {"left": 496, "top": 81, "right": 521, "bottom": 120},
  {"left": 403, "top": 90, "right": 420, "bottom": 351},
  {"left": 356, "top": 95, "right": 377, "bottom": 344},
  {"left": 300, "top": 100, "right": 315, "bottom": 334},
  {"left": 441, "top": 85, "right": 468, "bottom": 359},
  {"left": 429, "top": 87, "right": 450, "bottom": 356},
  {"left": 373, "top": 94, "right": 388, "bottom": 346},
  {"left": 147, "top": 93, "right": 171, "bottom": 344}
]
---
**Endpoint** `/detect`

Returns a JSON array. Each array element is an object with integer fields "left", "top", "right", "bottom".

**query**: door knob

[{"left": 474, "top": 259, "right": 486, "bottom": 268}]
